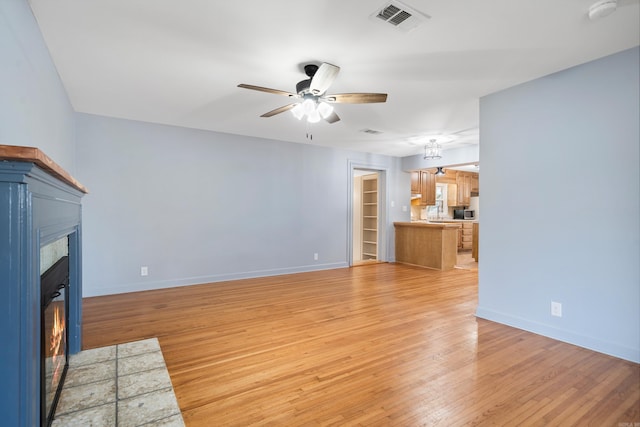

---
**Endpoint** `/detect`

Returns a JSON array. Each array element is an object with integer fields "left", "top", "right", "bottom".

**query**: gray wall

[
  {"left": 477, "top": 47, "right": 640, "bottom": 363},
  {"left": 76, "top": 114, "right": 410, "bottom": 296},
  {"left": 0, "top": 0, "right": 76, "bottom": 173}
]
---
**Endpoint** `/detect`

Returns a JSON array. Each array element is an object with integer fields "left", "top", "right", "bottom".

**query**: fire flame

[
  {"left": 50, "top": 306, "right": 64, "bottom": 355},
  {"left": 50, "top": 305, "right": 65, "bottom": 386}
]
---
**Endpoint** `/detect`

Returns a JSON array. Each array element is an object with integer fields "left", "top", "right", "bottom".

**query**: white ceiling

[{"left": 28, "top": 0, "right": 639, "bottom": 157}]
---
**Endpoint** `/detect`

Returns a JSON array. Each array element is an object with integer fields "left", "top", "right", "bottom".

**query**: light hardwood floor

[{"left": 83, "top": 264, "right": 639, "bottom": 426}]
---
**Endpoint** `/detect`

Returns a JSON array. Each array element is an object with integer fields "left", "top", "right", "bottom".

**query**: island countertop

[
  {"left": 394, "top": 222, "right": 459, "bottom": 270},
  {"left": 395, "top": 221, "right": 462, "bottom": 229}
]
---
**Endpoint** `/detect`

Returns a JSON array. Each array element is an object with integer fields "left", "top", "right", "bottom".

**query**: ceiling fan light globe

[
  {"left": 291, "top": 104, "right": 305, "bottom": 120},
  {"left": 302, "top": 99, "right": 316, "bottom": 115},
  {"left": 317, "top": 102, "right": 334, "bottom": 119},
  {"left": 307, "top": 109, "right": 321, "bottom": 123}
]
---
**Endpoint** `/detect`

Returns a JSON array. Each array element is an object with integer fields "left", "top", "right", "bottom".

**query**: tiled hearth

[{"left": 52, "top": 338, "right": 184, "bottom": 426}]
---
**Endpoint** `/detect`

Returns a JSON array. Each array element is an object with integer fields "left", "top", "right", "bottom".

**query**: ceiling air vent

[
  {"left": 371, "top": 1, "right": 430, "bottom": 32},
  {"left": 361, "top": 129, "right": 383, "bottom": 135}
]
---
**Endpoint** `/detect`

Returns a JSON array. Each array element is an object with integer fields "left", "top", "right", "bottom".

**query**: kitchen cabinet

[
  {"left": 455, "top": 172, "right": 478, "bottom": 207},
  {"left": 461, "top": 222, "right": 473, "bottom": 250},
  {"left": 394, "top": 222, "right": 460, "bottom": 270},
  {"left": 421, "top": 170, "right": 436, "bottom": 206},
  {"left": 456, "top": 172, "right": 472, "bottom": 206},
  {"left": 410, "top": 170, "right": 436, "bottom": 206},
  {"left": 472, "top": 223, "right": 479, "bottom": 261},
  {"left": 447, "top": 183, "right": 458, "bottom": 207},
  {"left": 471, "top": 173, "right": 479, "bottom": 193},
  {"left": 411, "top": 171, "right": 420, "bottom": 193},
  {"left": 415, "top": 170, "right": 476, "bottom": 207},
  {"left": 440, "top": 220, "right": 472, "bottom": 251}
]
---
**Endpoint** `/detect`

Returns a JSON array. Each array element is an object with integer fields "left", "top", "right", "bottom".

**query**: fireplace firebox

[{"left": 41, "top": 255, "right": 70, "bottom": 426}]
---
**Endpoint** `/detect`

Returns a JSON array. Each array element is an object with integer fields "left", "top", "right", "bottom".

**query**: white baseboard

[
  {"left": 476, "top": 306, "right": 640, "bottom": 363},
  {"left": 84, "top": 262, "right": 349, "bottom": 297}
]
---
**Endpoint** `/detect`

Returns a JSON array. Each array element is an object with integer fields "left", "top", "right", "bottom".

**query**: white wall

[
  {"left": 0, "top": 0, "right": 76, "bottom": 173},
  {"left": 477, "top": 47, "right": 640, "bottom": 362},
  {"left": 76, "top": 113, "right": 410, "bottom": 296}
]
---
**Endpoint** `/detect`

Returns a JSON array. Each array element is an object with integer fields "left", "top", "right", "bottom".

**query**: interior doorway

[{"left": 351, "top": 169, "right": 382, "bottom": 266}]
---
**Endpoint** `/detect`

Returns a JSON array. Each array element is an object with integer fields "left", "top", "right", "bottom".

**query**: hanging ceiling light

[
  {"left": 435, "top": 167, "right": 445, "bottom": 176},
  {"left": 424, "top": 139, "right": 442, "bottom": 160}
]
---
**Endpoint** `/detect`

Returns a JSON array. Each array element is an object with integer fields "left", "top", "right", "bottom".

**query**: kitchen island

[{"left": 394, "top": 222, "right": 460, "bottom": 270}]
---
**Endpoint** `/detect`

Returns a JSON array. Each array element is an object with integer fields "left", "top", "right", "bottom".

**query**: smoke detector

[{"left": 588, "top": 0, "right": 617, "bottom": 20}]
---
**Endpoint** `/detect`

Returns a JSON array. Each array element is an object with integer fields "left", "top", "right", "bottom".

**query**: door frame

[{"left": 347, "top": 160, "right": 388, "bottom": 266}]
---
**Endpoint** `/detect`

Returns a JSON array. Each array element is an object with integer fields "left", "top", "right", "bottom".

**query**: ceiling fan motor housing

[
  {"left": 296, "top": 64, "right": 320, "bottom": 94},
  {"left": 304, "top": 64, "right": 319, "bottom": 77},
  {"left": 296, "top": 79, "right": 311, "bottom": 94}
]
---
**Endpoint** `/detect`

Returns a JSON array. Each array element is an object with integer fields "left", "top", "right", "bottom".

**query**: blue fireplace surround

[{"left": 0, "top": 150, "right": 86, "bottom": 426}]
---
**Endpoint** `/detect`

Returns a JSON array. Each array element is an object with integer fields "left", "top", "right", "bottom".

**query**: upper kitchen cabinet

[
  {"left": 410, "top": 170, "right": 436, "bottom": 206},
  {"left": 412, "top": 169, "right": 476, "bottom": 207},
  {"left": 471, "top": 173, "right": 479, "bottom": 193},
  {"left": 455, "top": 172, "right": 479, "bottom": 207},
  {"left": 411, "top": 171, "right": 420, "bottom": 194},
  {"left": 456, "top": 172, "right": 471, "bottom": 206},
  {"left": 421, "top": 170, "right": 436, "bottom": 206}
]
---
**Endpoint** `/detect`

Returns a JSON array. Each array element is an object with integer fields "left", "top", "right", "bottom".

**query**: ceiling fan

[{"left": 238, "top": 62, "right": 387, "bottom": 124}]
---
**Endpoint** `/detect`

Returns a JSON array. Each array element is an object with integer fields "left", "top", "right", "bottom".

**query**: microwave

[{"left": 454, "top": 209, "right": 475, "bottom": 219}]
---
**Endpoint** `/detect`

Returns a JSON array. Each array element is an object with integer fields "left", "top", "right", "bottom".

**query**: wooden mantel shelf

[{"left": 0, "top": 145, "right": 88, "bottom": 193}]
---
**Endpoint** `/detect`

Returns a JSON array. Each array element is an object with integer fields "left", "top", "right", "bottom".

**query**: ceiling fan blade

[
  {"left": 238, "top": 84, "right": 298, "bottom": 98},
  {"left": 309, "top": 63, "right": 340, "bottom": 95},
  {"left": 325, "top": 93, "right": 388, "bottom": 104},
  {"left": 324, "top": 111, "right": 341, "bottom": 124},
  {"left": 260, "top": 103, "right": 297, "bottom": 117}
]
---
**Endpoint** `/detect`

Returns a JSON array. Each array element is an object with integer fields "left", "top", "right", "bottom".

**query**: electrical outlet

[
  {"left": 551, "top": 301, "right": 562, "bottom": 317},
  {"left": 141, "top": 266, "right": 148, "bottom": 276},
  {"left": 314, "top": 253, "right": 318, "bottom": 261}
]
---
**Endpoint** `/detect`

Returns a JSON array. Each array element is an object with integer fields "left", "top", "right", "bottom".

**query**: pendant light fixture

[
  {"left": 424, "top": 139, "right": 442, "bottom": 160},
  {"left": 435, "top": 167, "right": 445, "bottom": 176}
]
